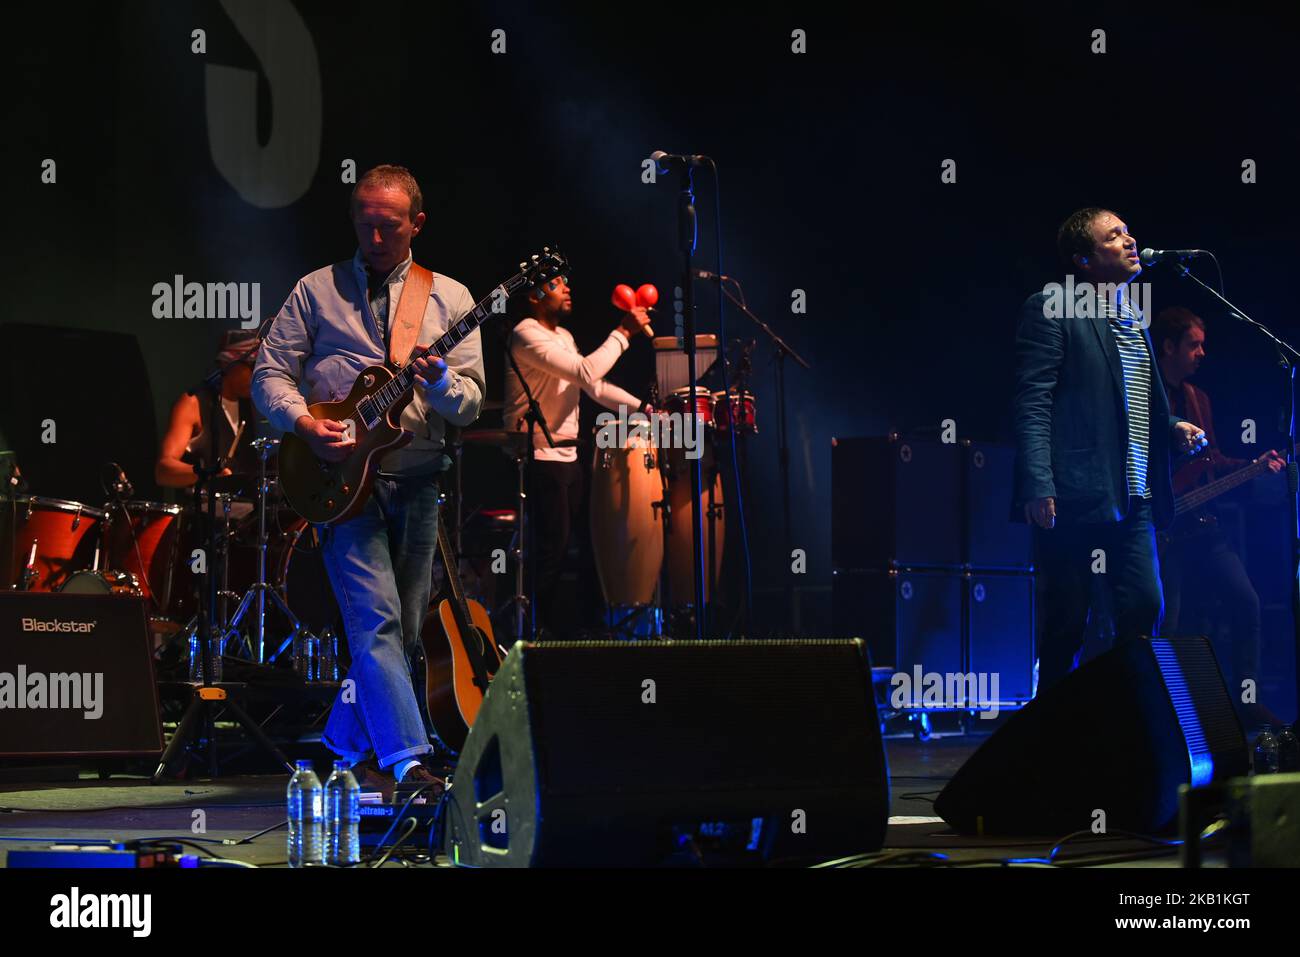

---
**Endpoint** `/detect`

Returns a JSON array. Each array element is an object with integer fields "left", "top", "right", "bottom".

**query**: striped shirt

[{"left": 1099, "top": 296, "right": 1152, "bottom": 499}]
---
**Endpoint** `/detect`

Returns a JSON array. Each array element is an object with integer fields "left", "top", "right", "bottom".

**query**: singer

[
  {"left": 1013, "top": 207, "right": 1206, "bottom": 692},
  {"left": 503, "top": 274, "right": 651, "bottom": 636}
]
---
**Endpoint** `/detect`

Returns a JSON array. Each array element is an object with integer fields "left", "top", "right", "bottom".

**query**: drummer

[
  {"left": 156, "top": 330, "right": 263, "bottom": 488},
  {"left": 503, "top": 275, "right": 652, "bottom": 637}
]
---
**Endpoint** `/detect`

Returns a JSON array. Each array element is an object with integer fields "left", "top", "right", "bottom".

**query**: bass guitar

[
  {"left": 279, "top": 248, "right": 567, "bottom": 525},
  {"left": 1161, "top": 453, "right": 1280, "bottom": 546}
]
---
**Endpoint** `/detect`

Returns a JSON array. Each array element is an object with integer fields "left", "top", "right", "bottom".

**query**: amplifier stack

[{"left": 831, "top": 434, "right": 1036, "bottom": 723}]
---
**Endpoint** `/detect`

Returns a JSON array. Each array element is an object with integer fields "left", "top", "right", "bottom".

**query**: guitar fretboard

[
  {"left": 356, "top": 276, "right": 526, "bottom": 429},
  {"left": 1174, "top": 458, "right": 1272, "bottom": 515}
]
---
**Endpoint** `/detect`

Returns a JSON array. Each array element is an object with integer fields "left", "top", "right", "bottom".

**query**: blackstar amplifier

[{"left": 0, "top": 592, "right": 163, "bottom": 757}]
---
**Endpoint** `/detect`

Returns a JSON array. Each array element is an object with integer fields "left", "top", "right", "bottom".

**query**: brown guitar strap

[{"left": 388, "top": 264, "right": 434, "bottom": 367}]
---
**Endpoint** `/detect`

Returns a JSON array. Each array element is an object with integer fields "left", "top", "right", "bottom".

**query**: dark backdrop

[{"left": 3, "top": 3, "right": 1297, "bottom": 706}]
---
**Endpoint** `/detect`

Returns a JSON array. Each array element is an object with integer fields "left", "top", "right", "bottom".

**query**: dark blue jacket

[{"left": 1012, "top": 289, "right": 1183, "bottom": 529}]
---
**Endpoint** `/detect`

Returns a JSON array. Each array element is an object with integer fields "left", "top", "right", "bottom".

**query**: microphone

[
  {"left": 650, "top": 150, "right": 709, "bottom": 173},
  {"left": 107, "top": 462, "right": 133, "bottom": 500},
  {"left": 692, "top": 269, "right": 732, "bottom": 282},
  {"left": 1140, "top": 248, "right": 1209, "bottom": 266},
  {"left": 5, "top": 460, "right": 26, "bottom": 494},
  {"left": 611, "top": 284, "right": 657, "bottom": 338}
]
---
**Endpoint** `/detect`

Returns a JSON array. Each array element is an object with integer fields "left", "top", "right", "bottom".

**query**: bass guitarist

[
  {"left": 1152, "top": 306, "right": 1283, "bottom": 730},
  {"left": 253, "top": 165, "right": 485, "bottom": 795}
]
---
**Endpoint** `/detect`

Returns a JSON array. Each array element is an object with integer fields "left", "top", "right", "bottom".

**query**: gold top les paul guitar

[{"left": 279, "top": 249, "right": 567, "bottom": 525}]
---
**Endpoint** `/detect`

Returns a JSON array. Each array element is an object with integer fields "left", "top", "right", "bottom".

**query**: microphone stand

[
  {"left": 713, "top": 281, "right": 811, "bottom": 636},
  {"left": 1168, "top": 262, "right": 1300, "bottom": 724},
  {"left": 675, "top": 166, "right": 707, "bottom": 638},
  {"left": 506, "top": 327, "right": 557, "bottom": 643}
]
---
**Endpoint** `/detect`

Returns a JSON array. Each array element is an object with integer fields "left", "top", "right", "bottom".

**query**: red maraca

[
  {"left": 611, "top": 284, "right": 637, "bottom": 312},
  {"left": 610, "top": 283, "right": 655, "bottom": 337}
]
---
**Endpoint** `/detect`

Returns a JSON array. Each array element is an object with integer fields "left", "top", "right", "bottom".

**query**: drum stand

[
  {"left": 175, "top": 495, "right": 237, "bottom": 656},
  {"left": 220, "top": 438, "right": 311, "bottom": 666},
  {"left": 152, "top": 445, "right": 293, "bottom": 782}
]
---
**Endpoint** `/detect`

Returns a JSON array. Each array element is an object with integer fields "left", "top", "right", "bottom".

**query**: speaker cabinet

[
  {"left": 963, "top": 440, "right": 1032, "bottom": 569},
  {"left": 446, "top": 640, "right": 889, "bottom": 867},
  {"left": 0, "top": 592, "right": 163, "bottom": 757},
  {"left": 832, "top": 568, "right": 963, "bottom": 678},
  {"left": 831, "top": 435, "right": 961, "bottom": 569}
]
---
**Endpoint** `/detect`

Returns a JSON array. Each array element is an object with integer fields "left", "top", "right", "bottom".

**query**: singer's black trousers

[{"left": 1034, "top": 496, "right": 1164, "bottom": 694}]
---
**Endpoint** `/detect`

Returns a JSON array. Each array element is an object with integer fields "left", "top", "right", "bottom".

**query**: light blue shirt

[{"left": 253, "top": 251, "right": 485, "bottom": 473}]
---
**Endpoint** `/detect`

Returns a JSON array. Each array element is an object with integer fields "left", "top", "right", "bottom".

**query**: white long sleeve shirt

[{"left": 504, "top": 318, "right": 642, "bottom": 462}]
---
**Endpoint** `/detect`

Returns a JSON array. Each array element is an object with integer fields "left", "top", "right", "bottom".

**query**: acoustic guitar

[
  {"left": 421, "top": 505, "right": 503, "bottom": 752},
  {"left": 279, "top": 248, "right": 567, "bottom": 525}
]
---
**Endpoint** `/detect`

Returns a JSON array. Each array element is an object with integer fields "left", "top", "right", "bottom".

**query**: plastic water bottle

[
  {"left": 1276, "top": 724, "right": 1300, "bottom": 773},
  {"left": 319, "top": 630, "right": 339, "bottom": 683},
  {"left": 1253, "top": 726, "right": 1280, "bottom": 775},
  {"left": 294, "top": 632, "right": 318, "bottom": 682},
  {"left": 287, "top": 760, "right": 323, "bottom": 867},
  {"left": 188, "top": 633, "right": 222, "bottom": 683},
  {"left": 324, "top": 760, "right": 361, "bottom": 866}
]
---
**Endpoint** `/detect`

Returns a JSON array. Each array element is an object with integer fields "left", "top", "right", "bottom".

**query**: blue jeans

[{"left": 320, "top": 474, "right": 440, "bottom": 769}]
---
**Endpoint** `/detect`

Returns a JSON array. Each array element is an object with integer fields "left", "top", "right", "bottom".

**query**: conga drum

[
  {"left": 589, "top": 431, "right": 664, "bottom": 607},
  {"left": 663, "top": 447, "right": 725, "bottom": 607}
]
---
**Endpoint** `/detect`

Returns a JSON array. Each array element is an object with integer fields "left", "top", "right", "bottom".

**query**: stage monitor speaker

[
  {"left": 0, "top": 592, "right": 163, "bottom": 757},
  {"left": 935, "top": 637, "right": 1248, "bottom": 835},
  {"left": 445, "top": 639, "right": 889, "bottom": 867}
]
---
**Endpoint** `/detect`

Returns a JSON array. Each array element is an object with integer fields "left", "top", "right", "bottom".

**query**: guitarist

[
  {"left": 1153, "top": 306, "right": 1283, "bottom": 727},
  {"left": 253, "top": 165, "right": 486, "bottom": 794}
]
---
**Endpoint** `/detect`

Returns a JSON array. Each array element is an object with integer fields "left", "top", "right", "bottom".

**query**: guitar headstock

[{"left": 519, "top": 247, "right": 568, "bottom": 293}]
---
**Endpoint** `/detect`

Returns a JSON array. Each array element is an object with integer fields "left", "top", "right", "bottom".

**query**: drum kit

[{"left": 0, "top": 441, "right": 338, "bottom": 678}]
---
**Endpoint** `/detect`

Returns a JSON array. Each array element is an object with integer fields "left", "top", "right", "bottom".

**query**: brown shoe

[
  {"left": 394, "top": 763, "right": 446, "bottom": 803},
  {"left": 353, "top": 758, "right": 395, "bottom": 803}
]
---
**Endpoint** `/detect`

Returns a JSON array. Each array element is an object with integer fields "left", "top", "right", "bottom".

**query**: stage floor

[{"left": 0, "top": 733, "right": 1214, "bottom": 868}]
